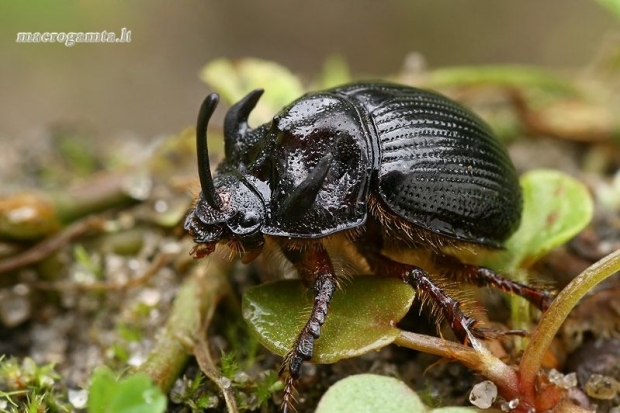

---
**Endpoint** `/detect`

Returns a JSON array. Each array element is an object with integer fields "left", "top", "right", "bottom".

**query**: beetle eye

[
  {"left": 239, "top": 211, "right": 260, "bottom": 229},
  {"left": 228, "top": 210, "right": 262, "bottom": 236}
]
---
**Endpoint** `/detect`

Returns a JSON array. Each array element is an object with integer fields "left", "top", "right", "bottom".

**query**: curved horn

[
  {"left": 196, "top": 93, "right": 222, "bottom": 209},
  {"left": 224, "top": 89, "right": 264, "bottom": 157}
]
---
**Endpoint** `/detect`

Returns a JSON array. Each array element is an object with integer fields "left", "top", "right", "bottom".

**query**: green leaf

[
  {"left": 56, "top": 133, "right": 98, "bottom": 177},
  {"left": 430, "top": 408, "right": 478, "bottom": 413},
  {"left": 426, "top": 66, "right": 577, "bottom": 96},
  {"left": 594, "top": 0, "right": 620, "bottom": 20},
  {"left": 199, "top": 58, "right": 304, "bottom": 125},
  {"left": 470, "top": 170, "right": 593, "bottom": 272},
  {"left": 88, "top": 367, "right": 117, "bottom": 412},
  {"left": 315, "top": 55, "right": 352, "bottom": 89},
  {"left": 242, "top": 277, "right": 414, "bottom": 364},
  {"left": 87, "top": 366, "right": 166, "bottom": 413},
  {"left": 316, "top": 374, "right": 426, "bottom": 413}
]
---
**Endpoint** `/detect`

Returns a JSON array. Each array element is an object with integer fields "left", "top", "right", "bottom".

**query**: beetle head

[{"left": 184, "top": 93, "right": 265, "bottom": 261}]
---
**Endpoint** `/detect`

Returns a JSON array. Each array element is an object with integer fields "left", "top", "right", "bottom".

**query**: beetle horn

[
  {"left": 224, "top": 89, "right": 264, "bottom": 157},
  {"left": 196, "top": 93, "right": 222, "bottom": 209},
  {"left": 278, "top": 154, "right": 333, "bottom": 219}
]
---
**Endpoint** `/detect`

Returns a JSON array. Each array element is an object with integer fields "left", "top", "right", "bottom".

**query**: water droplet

[
  {"left": 508, "top": 398, "right": 520, "bottom": 409},
  {"left": 219, "top": 376, "right": 232, "bottom": 389},
  {"left": 122, "top": 174, "right": 153, "bottom": 201},
  {"left": 142, "top": 388, "right": 155, "bottom": 404},
  {"left": 154, "top": 199, "right": 168, "bottom": 213}
]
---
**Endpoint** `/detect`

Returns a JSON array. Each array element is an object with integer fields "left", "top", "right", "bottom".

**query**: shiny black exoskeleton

[{"left": 185, "top": 82, "right": 551, "bottom": 411}]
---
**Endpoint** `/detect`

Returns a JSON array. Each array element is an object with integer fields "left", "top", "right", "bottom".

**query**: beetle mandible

[{"left": 184, "top": 82, "right": 552, "bottom": 410}]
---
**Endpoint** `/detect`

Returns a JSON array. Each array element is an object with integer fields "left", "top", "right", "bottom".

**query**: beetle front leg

[{"left": 280, "top": 244, "right": 338, "bottom": 412}]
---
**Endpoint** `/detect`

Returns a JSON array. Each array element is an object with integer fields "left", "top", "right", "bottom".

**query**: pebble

[
  {"left": 0, "top": 285, "right": 31, "bottom": 327},
  {"left": 548, "top": 368, "right": 578, "bottom": 389},
  {"left": 469, "top": 380, "right": 497, "bottom": 409},
  {"left": 68, "top": 389, "right": 88, "bottom": 409},
  {"left": 585, "top": 373, "right": 619, "bottom": 400}
]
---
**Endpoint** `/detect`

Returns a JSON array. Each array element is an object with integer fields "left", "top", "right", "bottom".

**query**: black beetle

[{"left": 185, "top": 82, "right": 552, "bottom": 410}]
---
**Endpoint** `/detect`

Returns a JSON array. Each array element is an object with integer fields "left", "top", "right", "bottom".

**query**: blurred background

[
  {"left": 2, "top": 4, "right": 620, "bottom": 410},
  {"left": 1, "top": 0, "right": 617, "bottom": 145}
]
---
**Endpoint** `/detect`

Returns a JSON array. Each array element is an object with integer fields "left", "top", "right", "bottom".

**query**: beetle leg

[
  {"left": 439, "top": 257, "right": 554, "bottom": 311},
  {"left": 461, "top": 265, "right": 554, "bottom": 311},
  {"left": 360, "top": 250, "right": 495, "bottom": 343},
  {"left": 280, "top": 244, "right": 338, "bottom": 412}
]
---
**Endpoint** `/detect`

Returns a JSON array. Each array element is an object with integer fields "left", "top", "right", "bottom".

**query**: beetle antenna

[
  {"left": 224, "top": 89, "right": 264, "bottom": 157},
  {"left": 196, "top": 93, "right": 222, "bottom": 209},
  {"left": 278, "top": 153, "right": 333, "bottom": 220}
]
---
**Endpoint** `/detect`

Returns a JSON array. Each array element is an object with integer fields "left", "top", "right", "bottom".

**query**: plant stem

[
  {"left": 194, "top": 280, "right": 238, "bottom": 413},
  {"left": 52, "top": 172, "right": 144, "bottom": 224},
  {"left": 510, "top": 268, "right": 531, "bottom": 352},
  {"left": 138, "top": 256, "right": 232, "bottom": 392},
  {"left": 519, "top": 249, "right": 620, "bottom": 395},
  {"left": 394, "top": 330, "right": 520, "bottom": 399},
  {"left": 0, "top": 215, "right": 105, "bottom": 274}
]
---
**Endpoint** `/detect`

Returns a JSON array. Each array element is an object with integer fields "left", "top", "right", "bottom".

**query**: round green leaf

[
  {"left": 316, "top": 374, "right": 426, "bottom": 413},
  {"left": 242, "top": 277, "right": 414, "bottom": 364},
  {"left": 479, "top": 169, "right": 593, "bottom": 271},
  {"left": 106, "top": 374, "right": 166, "bottom": 413},
  {"left": 87, "top": 367, "right": 166, "bottom": 413}
]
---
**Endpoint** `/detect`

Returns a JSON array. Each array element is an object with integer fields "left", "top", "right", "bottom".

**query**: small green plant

[
  {"left": 0, "top": 356, "right": 70, "bottom": 412},
  {"left": 220, "top": 351, "right": 240, "bottom": 380},
  {"left": 169, "top": 374, "right": 219, "bottom": 412},
  {"left": 254, "top": 370, "right": 281, "bottom": 407},
  {"left": 87, "top": 366, "right": 166, "bottom": 413}
]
